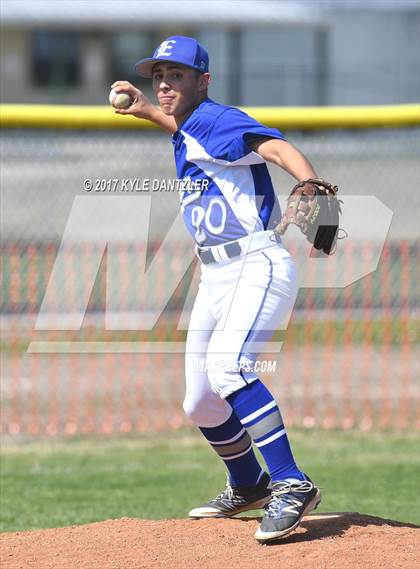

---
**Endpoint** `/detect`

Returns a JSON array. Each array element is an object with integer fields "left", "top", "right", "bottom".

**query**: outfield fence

[{"left": 1, "top": 104, "right": 419, "bottom": 437}]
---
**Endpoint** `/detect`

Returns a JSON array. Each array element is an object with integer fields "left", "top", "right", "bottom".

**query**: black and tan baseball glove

[{"left": 275, "top": 178, "right": 343, "bottom": 255}]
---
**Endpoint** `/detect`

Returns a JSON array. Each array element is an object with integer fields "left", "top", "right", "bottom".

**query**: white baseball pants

[{"left": 183, "top": 238, "right": 298, "bottom": 427}]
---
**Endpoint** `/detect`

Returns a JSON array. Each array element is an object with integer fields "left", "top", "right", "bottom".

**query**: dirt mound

[{"left": 1, "top": 513, "right": 418, "bottom": 569}]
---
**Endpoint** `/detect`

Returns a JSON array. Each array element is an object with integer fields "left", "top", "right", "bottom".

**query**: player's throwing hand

[
  {"left": 110, "top": 81, "right": 152, "bottom": 116},
  {"left": 111, "top": 80, "right": 176, "bottom": 133}
]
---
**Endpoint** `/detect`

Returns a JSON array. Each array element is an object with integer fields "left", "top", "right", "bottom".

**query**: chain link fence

[{"left": 1, "top": 125, "right": 419, "bottom": 437}]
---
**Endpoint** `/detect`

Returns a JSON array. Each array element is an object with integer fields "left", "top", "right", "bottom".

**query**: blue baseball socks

[
  {"left": 199, "top": 411, "right": 264, "bottom": 487},
  {"left": 226, "top": 380, "right": 304, "bottom": 482}
]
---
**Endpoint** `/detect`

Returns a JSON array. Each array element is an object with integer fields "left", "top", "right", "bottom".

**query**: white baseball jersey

[
  {"left": 173, "top": 98, "right": 285, "bottom": 246},
  {"left": 174, "top": 99, "right": 298, "bottom": 422}
]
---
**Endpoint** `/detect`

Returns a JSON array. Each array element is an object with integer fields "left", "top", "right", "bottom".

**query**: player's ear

[{"left": 198, "top": 72, "right": 210, "bottom": 92}]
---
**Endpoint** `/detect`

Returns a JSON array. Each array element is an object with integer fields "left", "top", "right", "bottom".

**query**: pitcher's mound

[{"left": 1, "top": 512, "right": 418, "bottom": 569}]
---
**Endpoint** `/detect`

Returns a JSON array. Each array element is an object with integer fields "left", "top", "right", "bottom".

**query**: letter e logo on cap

[{"left": 155, "top": 40, "right": 176, "bottom": 58}]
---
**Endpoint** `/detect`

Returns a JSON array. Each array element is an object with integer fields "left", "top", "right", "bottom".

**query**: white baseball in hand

[{"left": 109, "top": 89, "right": 133, "bottom": 109}]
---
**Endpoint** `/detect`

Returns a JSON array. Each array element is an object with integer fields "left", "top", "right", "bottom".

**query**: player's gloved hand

[
  {"left": 275, "top": 178, "right": 343, "bottom": 255},
  {"left": 111, "top": 80, "right": 156, "bottom": 120}
]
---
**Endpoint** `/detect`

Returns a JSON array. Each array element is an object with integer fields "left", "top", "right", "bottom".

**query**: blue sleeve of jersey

[{"left": 204, "top": 107, "right": 286, "bottom": 162}]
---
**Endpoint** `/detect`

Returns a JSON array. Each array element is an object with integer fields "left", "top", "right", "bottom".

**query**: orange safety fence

[{"left": 1, "top": 240, "right": 419, "bottom": 437}]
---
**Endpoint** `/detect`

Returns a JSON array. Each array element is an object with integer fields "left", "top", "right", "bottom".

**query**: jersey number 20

[{"left": 191, "top": 197, "right": 227, "bottom": 242}]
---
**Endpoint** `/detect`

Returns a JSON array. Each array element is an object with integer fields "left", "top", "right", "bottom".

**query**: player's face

[{"left": 152, "top": 63, "right": 209, "bottom": 120}]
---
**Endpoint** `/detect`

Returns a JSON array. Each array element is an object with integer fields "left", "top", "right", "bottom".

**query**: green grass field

[
  {"left": 2, "top": 317, "right": 419, "bottom": 355},
  {"left": 1, "top": 429, "right": 419, "bottom": 532}
]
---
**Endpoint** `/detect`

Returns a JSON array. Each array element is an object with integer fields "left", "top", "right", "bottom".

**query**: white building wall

[
  {"left": 242, "top": 28, "right": 318, "bottom": 106},
  {"left": 327, "top": 10, "right": 420, "bottom": 104},
  {"left": 0, "top": 9, "right": 418, "bottom": 106},
  {"left": 0, "top": 30, "right": 28, "bottom": 103},
  {"left": 195, "top": 30, "right": 229, "bottom": 104}
]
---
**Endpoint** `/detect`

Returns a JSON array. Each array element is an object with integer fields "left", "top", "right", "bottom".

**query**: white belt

[{"left": 196, "top": 230, "right": 282, "bottom": 264}]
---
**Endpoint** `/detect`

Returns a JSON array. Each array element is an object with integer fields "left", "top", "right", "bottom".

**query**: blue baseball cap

[{"left": 135, "top": 36, "right": 209, "bottom": 78}]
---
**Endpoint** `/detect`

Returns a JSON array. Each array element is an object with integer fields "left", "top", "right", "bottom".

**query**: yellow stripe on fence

[
  {"left": 246, "top": 104, "right": 420, "bottom": 129},
  {"left": 1, "top": 103, "right": 419, "bottom": 130}
]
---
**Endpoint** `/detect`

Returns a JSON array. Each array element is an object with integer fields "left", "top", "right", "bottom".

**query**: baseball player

[{"left": 112, "top": 36, "right": 321, "bottom": 542}]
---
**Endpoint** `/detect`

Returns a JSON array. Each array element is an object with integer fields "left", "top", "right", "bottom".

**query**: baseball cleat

[
  {"left": 188, "top": 471, "right": 271, "bottom": 518},
  {"left": 254, "top": 476, "right": 321, "bottom": 542}
]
